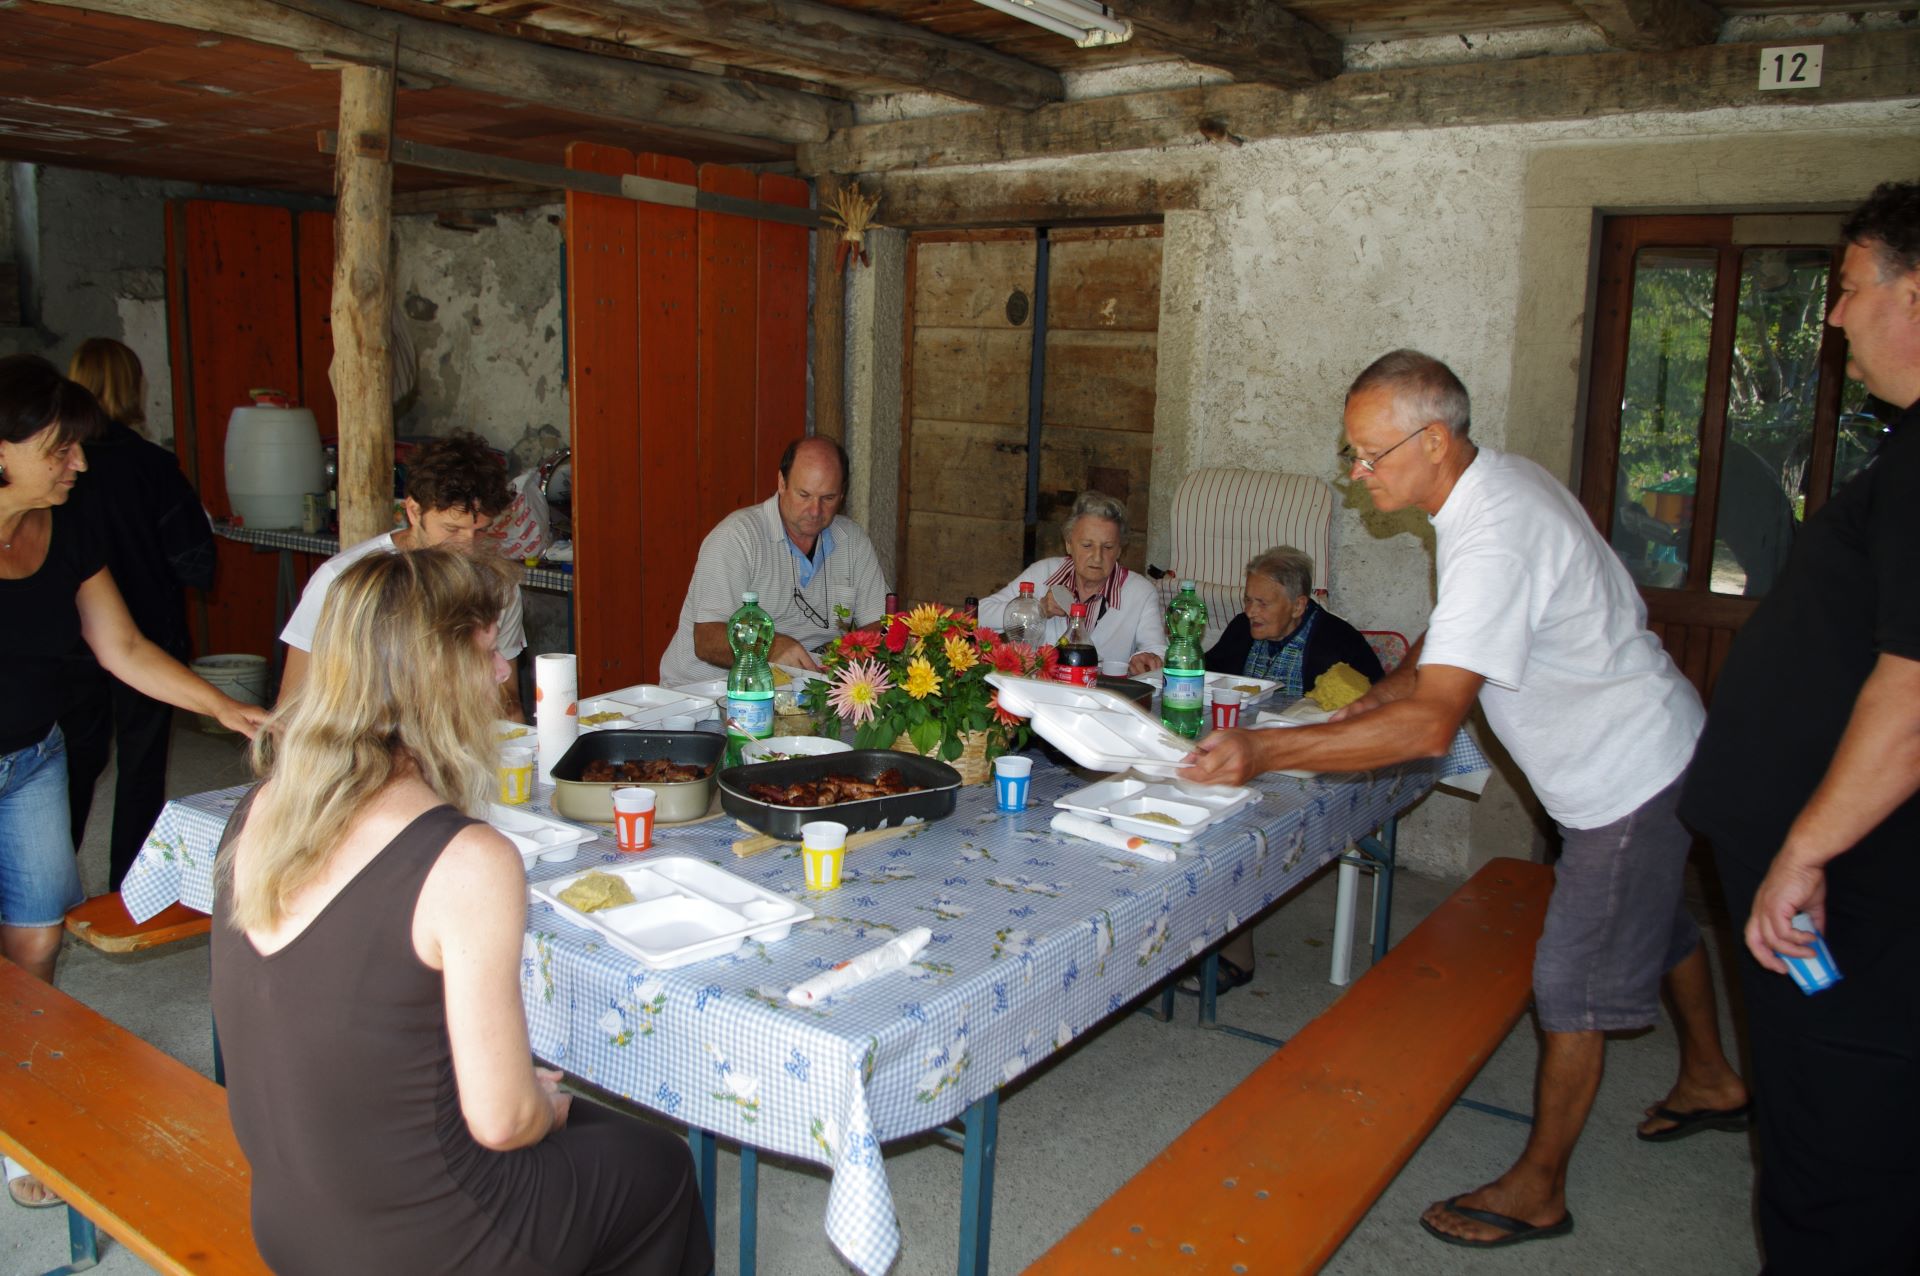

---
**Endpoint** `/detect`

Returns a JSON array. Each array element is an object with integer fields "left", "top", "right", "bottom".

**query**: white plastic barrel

[
  {"left": 190, "top": 654, "right": 270, "bottom": 734},
  {"left": 225, "top": 404, "right": 322, "bottom": 529}
]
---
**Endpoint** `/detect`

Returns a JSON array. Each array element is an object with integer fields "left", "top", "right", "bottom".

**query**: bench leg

[
  {"left": 956, "top": 1091, "right": 999, "bottom": 1276},
  {"left": 44, "top": 1205, "right": 99, "bottom": 1275},
  {"left": 739, "top": 1145, "right": 758, "bottom": 1276}
]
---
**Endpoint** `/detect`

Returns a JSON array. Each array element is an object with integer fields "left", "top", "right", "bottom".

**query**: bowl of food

[
  {"left": 740, "top": 735, "right": 852, "bottom": 765},
  {"left": 549, "top": 730, "right": 725, "bottom": 824}
]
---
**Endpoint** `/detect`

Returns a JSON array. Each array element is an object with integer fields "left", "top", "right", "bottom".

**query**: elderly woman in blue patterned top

[{"left": 1205, "top": 546, "right": 1383, "bottom": 701}]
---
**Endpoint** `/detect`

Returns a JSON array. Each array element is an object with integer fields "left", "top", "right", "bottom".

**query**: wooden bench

[
  {"left": 64, "top": 893, "right": 211, "bottom": 954},
  {"left": 0, "top": 958, "right": 266, "bottom": 1275},
  {"left": 1027, "top": 856, "right": 1554, "bottom": 1276}
]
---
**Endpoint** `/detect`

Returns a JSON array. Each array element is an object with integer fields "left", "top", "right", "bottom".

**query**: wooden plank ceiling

[{"left": 0, "top": 0, "right": 1892, "bottom": 196}]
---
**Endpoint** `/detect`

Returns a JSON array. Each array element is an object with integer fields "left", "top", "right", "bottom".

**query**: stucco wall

[{"left": 868, "top": 96, "right": 1919, "bottom": 875}]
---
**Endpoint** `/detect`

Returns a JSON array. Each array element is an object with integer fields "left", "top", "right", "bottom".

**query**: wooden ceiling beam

[
  {"left": 800, "top": 29, "right": 1919, "bottom": 175},
  {"left": 1574, "top": 0, "right": 1720, "bottom": 51},
  {"left": 555, "top": 0, "right": 1063, "bottom": 111},
  {"left": 33, "top": 0, "right": 839, "bottom": 151},
  {"left": 1120, "top": 1, "right": 1341, "bottom": 87}
]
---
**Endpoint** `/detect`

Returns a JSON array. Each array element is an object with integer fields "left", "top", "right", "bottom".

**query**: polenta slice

[
  {"left": 1306, "top": 662, "right": 1372, "bottom": 711},
  {"left": 557, "top": 871, "right": 637, "bottom": 914}
]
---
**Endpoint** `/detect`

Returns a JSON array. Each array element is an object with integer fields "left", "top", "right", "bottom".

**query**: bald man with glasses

[
  {"left": 1188, "top": 349, "right": 1746, "bottom": 1253},
  {"left": 658, "top": 437, "right": 890, "bottom": 686}
]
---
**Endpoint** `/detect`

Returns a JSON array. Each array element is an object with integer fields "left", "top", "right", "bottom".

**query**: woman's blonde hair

[
  {"left": 222, "top": 548, "right": 510, "bottom": 931},
  {"left": 67, "top": 338, "right": 146, "bottom": 431}
]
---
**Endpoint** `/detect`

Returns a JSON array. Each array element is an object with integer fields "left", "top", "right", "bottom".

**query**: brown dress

[{"left": 211, "top": 799, "right": 711, "bottom": 1276}]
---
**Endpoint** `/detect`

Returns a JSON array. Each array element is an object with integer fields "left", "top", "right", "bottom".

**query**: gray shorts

[{"left": 1533, "top": 772, "right": 1700, "bottom": 1033}]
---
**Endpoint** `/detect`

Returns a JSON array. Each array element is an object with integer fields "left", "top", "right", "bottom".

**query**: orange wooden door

[
  {"left": 565, "top": 148, "right": 806, "bottom": 691},
  {"left": 165, "top": 199, "right": 335, "bottom": 659}
]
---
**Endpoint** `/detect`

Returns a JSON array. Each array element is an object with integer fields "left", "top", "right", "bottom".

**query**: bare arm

[
  {"left": 1183, "top": 657, "right": 1481, "bottom": 786},
  {"left": 416, "top": 823, "right": 566, "bottom": 1151},
  {"left": 1745, "top": 652, "right": 1920, "bottom": 971},
  {"left": 692, "top": 621, "right": 820, "bottom": 672},
  {"left": 76, "top": 568, "right": 266, "bottom": 736},
  {"left": 277, "top": 644, "right": 309, "bottom": 708}
]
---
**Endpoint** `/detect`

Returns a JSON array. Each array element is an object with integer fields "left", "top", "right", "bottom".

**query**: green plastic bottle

[
  {"left": 1160, "top": 580, "right": 1208, "bottom": 740},
  {"left": 725, "top": 592, "right": 775, "bottom": 767}
]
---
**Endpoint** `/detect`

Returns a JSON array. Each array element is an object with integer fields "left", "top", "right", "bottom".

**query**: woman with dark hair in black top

[{"left": 0, "top": 353, "right": 263, "bottom": 1209}]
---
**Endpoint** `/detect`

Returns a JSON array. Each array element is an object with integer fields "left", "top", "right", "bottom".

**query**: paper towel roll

[
  {"left": 534, "top": 653, "right": 577, "bottom": 720},
  {"left": 536, "top": 714, "right": 577, "bottom": 786}
]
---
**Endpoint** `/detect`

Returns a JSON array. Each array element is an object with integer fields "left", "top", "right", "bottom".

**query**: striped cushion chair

[{"left": 1157, "top": 469, "right": 1334, "bottom": 648}]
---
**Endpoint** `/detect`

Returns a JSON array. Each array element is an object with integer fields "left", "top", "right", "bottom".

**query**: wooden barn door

[
  {"left": 165, "top": 200, "right": 336, "bottom": 660},
  {"left": 901, "top": 224, "right": 1161, "bottom": 608},
  {"left": 564, "top": 144, "right": 808, "bottom": 692}
]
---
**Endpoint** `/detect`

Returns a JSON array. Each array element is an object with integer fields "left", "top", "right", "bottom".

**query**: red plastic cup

[
  {"left": 1210, "top": 687, "right": 1244, "bottom": 730},
  {"left": 612, "top": 787, "right": 656, "bottom": 852}
]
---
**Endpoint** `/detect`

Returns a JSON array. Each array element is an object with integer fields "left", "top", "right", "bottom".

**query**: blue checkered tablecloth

[{"left": 126, "top": 755, "right": 1440, "bottom": 1275}]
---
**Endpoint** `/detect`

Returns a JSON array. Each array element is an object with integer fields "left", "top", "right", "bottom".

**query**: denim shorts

[
  {"left": 0, "top": 726, "right": 86, "bottom": 927},
  {"left": 1533, "top": 772, "right": 1701, "bottom": 1033}
]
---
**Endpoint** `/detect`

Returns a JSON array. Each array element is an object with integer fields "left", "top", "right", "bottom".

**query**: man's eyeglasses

[
  {"left": 1340, "top": 426, "right": 1426, "bottom": 475},
  {"left": 791, "top": 589, "right": 829, "bottom": 629}
]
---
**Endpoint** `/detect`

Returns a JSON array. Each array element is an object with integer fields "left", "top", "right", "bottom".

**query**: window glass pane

[
  {"left": 1832, "top": 377, "right": 1887, "bottom": 495},
  {"left": 1709, "top": 248, "right": 1830, "bottom": 597},
  {"left": 1611, "top": 247, "right": 1715, "bottom": 590}
]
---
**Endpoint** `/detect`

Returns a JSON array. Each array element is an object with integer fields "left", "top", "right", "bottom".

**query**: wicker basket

[{"left": 890, "top": 728, "right": 992, "bottom": 786}]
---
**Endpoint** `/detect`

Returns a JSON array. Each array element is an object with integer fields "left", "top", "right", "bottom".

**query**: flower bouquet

[{"left": 801, "top": 603, "right": 1057, "bottom": 765}]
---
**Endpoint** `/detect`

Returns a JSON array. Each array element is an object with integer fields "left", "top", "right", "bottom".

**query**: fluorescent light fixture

[{"left": 971, "top": 0, "right": 1133, "bottom": 47}]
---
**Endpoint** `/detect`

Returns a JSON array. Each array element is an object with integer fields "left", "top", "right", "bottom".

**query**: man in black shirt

[{"left": 1680, "top": 180, "right": 1920, "bottom": 1273}]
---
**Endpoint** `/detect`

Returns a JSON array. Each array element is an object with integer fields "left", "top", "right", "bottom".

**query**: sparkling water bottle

[
  {"left": 1003, "top": 581, "right": 1043, "bottom": 647},
  {"left": 1161, "top": 580, "right": 1208, "bottom": 739},
  {"left": 726, "top": 591, "right": 775, "bottom": 767}
]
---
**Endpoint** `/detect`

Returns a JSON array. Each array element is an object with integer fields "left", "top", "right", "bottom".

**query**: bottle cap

[
  {"left": 1070, "top": 602, "right": 1088, "bottom": 616},
  {"left": 742, "top": 591, "right": 758, "bottom": 604},
  {"left": 1019, "top": 581, "right": 1034, "bottom": 593},
  {"left": 1181, "top": 579, "right": 1196, "bottom": 591}
]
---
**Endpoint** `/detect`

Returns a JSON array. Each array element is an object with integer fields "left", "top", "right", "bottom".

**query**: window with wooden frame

[{"left": 1579, "top": 213, "right": 1882, "bottom": 697}]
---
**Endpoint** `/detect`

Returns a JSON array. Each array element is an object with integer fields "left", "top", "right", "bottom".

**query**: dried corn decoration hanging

[{"left": 823, "top": 185, "right": 881, "bottom": 272}]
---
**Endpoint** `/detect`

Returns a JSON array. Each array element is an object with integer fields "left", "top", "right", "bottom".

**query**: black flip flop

[
  {"left": 1175, "top": 955, "right": 1254, "bottom": 997},
  {"left": 1420, "top": 1197, "right": 1573, "bottom": 1249},
  {"left": 1637, "top": 1102, "right": 1752, "bottom": 1143}
]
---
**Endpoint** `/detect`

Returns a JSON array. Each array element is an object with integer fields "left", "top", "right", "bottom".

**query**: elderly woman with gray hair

[
  {"left": 979, "top": 491, "right": 1166, "bottom": 674},
  {"left": 1205, "top": 546, "right": 1383, "bottom": 703}
]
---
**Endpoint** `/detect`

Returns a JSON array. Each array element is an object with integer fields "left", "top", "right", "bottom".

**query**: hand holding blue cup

[{"left": 992, "top": 755, "right": 1032, "bottom": 813}]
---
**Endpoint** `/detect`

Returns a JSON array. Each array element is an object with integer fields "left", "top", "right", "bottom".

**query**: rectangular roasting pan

[{"left": 718, "top": 749, "right": 962, "bottom": 840}]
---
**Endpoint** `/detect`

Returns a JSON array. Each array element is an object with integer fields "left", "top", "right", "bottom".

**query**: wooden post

[
  {"left": 330, "top": 65, "right": 395, "bottom": 550},
  {"left": 811, "top": 173, "right": 846, "bottom": 444}
]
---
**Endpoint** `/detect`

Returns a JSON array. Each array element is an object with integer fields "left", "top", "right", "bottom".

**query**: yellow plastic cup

[
  {"left": 497, "top": 745, "right": 534, "bottom": 805},
  {"left": 801, "top": 820, "right": 848, "bottom": 890}
]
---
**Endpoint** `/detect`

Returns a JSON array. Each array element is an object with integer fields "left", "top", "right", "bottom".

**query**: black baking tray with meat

[{"left": 718, "top": 749, "right": 962, "bottom": 840}]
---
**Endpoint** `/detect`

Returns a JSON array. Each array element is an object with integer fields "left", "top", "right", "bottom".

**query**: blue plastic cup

[
  {"left": 1779, "top": 912, "right": 1842, "bottom": 996},
  {"left": 992, "top": 755, "right": 1032, "bottom": 813}
]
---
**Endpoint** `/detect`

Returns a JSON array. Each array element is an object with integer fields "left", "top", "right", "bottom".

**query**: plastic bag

[{"left": 493, "top": 468, "right": 550, "bottom": 562}]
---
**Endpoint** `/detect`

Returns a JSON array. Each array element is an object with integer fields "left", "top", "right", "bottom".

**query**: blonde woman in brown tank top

[{"left": 211, "top": 549, "right": 709, "bottom": 1276}]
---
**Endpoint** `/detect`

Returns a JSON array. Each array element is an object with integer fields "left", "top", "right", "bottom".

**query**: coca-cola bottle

[{"left": 1052, "top": 602, "right": 1100, "bottom": 688}]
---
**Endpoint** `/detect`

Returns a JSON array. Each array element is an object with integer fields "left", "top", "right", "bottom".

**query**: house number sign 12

[{"left": 1758, "top": 45, "right": 1823, "bottom": 91}]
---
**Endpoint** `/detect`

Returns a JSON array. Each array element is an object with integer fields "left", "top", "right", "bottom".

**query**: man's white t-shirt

[
  {"left": 1421, "top": 448, "right": 1703, "bottom": 830},
  {"left": 279, "top": 531, "right": 528, "bottom": 662}
]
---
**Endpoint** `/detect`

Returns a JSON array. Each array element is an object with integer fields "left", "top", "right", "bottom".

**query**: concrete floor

[{"left": 1, "top": 720, "right": 1763, "bottom": 1275}]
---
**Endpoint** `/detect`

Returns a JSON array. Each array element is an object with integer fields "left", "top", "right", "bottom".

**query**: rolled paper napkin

[
  {"left": 533, "top": 652, "right": 578, "bottom": 719},
  {"left": 535, "top": 713, "right": 577, "bottom": 786},
  {"left": 786, "top": 926, "right": 933, "bottom": 1006},
  {"left": 1049, "top": 812, "right": 1179, "bottom": 864}
]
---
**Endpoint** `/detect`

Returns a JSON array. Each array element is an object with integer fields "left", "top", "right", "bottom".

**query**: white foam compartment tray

[
  {"left": 1055, "top": 777, "right": 1260, "bottom": 842},
  {"left": 489, "top": 804, "right": 597, "bottom": 865},
  {"left": 594, "top": 684, "right": 719, "bottom": 728},
  {"left": 987, "top": 673, "right": 1193, "bottom": 778},
  {"left": 532, "top": 856, "right": 813, "bottom": 969}
]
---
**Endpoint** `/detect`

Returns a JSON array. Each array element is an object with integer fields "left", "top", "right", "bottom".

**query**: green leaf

[
  {"left": 909, "top": 718, "right": 941, "bottom": 755},
  {"left": 939, "top": 732, "right": 963, "bottom": 761}
]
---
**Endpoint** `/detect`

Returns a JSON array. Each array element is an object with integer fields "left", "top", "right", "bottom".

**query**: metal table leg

[
  {"left": 688, "top": 1127, "right": 717, "bottom": 1247},
  {"left": 1329, "top": 854, "right": 1361, "bottom": 986},
  {"left": 956, "top": 1091, "right": 999, "bottom": 1276},
  {"left": 739, "top": 1146, "right": 758, "bottom": 1276}
]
